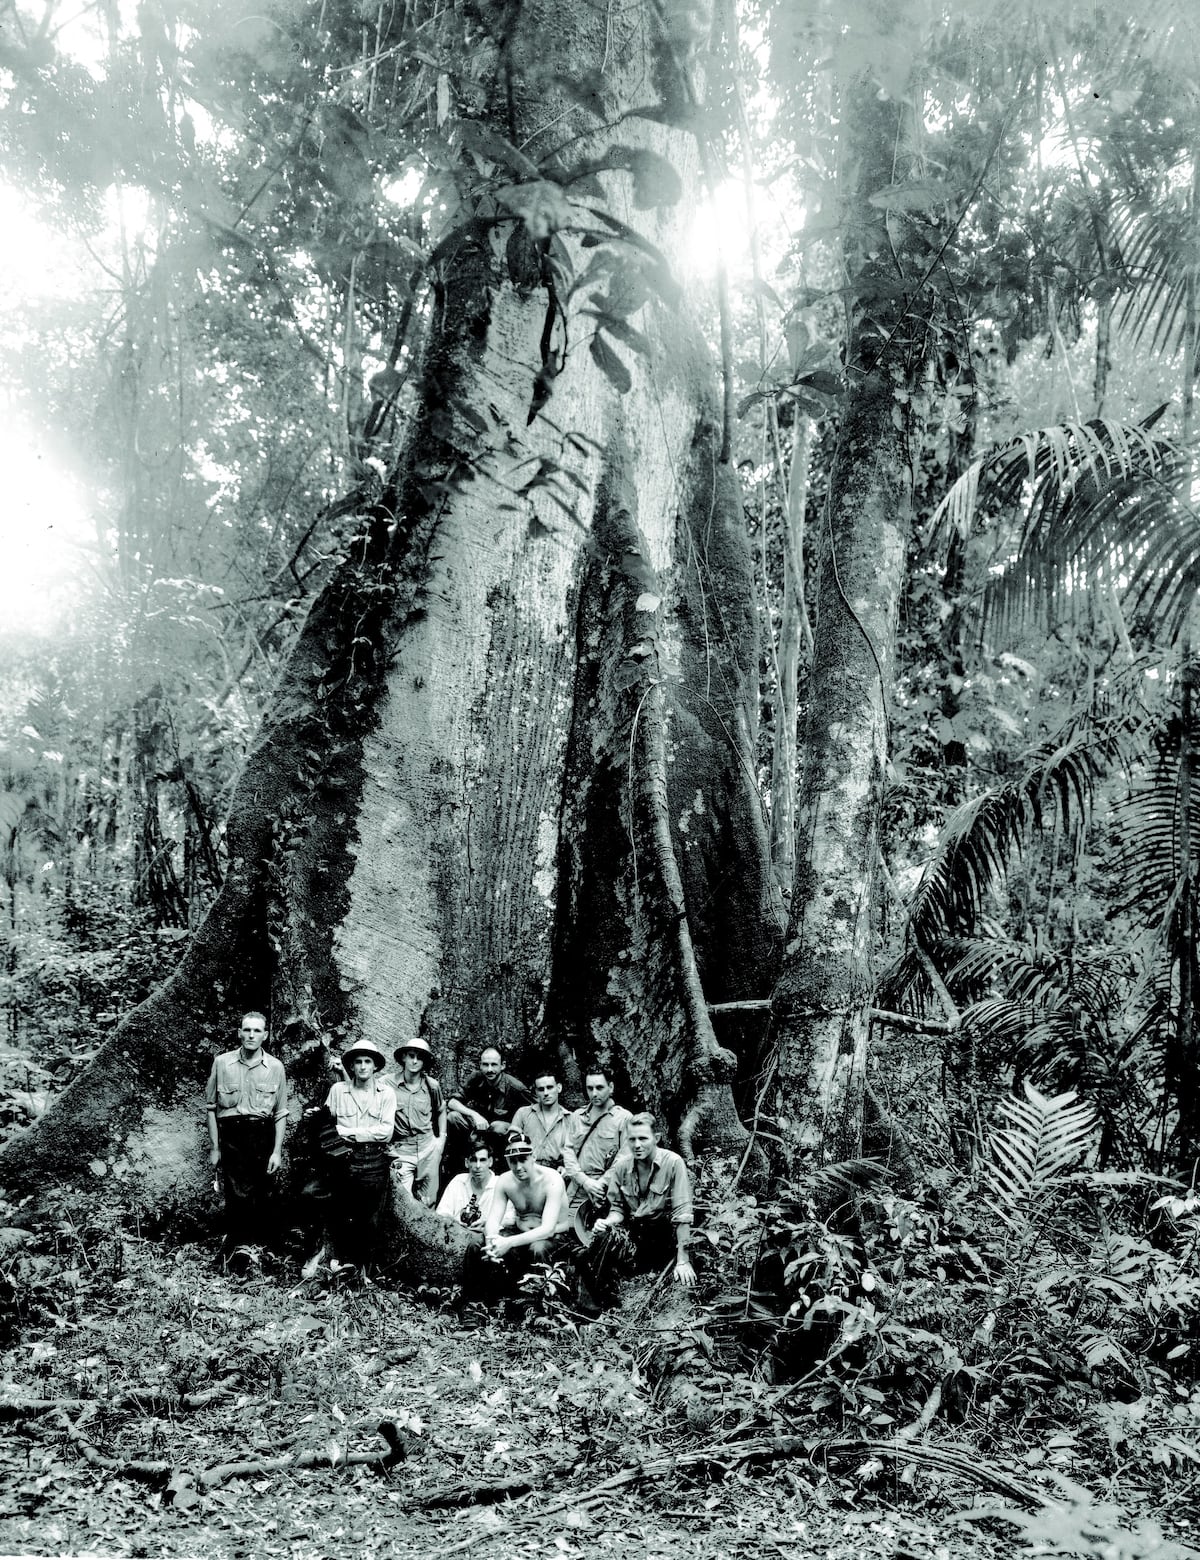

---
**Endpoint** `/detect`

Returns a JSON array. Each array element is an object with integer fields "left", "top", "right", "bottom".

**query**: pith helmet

[
  {"left": 394, "top": 1036, "right": 433, "bottom": 1063},
  {"left": 342, "top": 1039, "right": 387, "bottom": 1072}
]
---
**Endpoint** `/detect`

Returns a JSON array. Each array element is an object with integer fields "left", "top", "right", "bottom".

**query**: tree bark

[
  {"left": 0, "top": 0, "right": 777, "bottom": 1255},
  {"left": 769, "top": 7, "right": 922, "bottom": 1165}
]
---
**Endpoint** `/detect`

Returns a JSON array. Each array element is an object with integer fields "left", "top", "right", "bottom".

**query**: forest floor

[{"left": 0, "top": 1230, "right": 1189, "bottom": 1560}]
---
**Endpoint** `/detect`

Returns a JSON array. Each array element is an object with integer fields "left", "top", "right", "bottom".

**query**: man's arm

[
  {"left": 446, "top": 1078, "right": 489, "bottom": 1131},
  {"left": 267, "top": 1063, "right": 288, "bottom": 1174},
  {"left": 668, "top": 1154, "right": 695, "bottom": 1285},
  {"left": 673, "top": 1222, "right": 695, "bottom": 1286},
  {"left": 205, "top": 1061, "right": 221, "bottom": 1165},
  {"left": 484, "top": 1177, "right": 513, "bottom": 1241}
]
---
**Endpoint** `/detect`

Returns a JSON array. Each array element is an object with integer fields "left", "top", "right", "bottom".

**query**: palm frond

[
  {"left": 928, "top": 412, "right": 1200, "bottom": 645},
  {"left": 905, "top": 695, "right": 1148, "bottom": 951},
  {"left": 986, "top": 1081, "right": 1096, "bottom": 1212}
]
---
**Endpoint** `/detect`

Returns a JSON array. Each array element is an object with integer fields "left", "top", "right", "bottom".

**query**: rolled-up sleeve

[
  {"left": 270, "top": 1058, "right": 289, "bottom": 1121},
  {"left": 666, "top": 1155, "right": 693, "bottom": 1226}
]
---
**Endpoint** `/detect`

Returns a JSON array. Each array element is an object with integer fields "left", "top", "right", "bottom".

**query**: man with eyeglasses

[{"left": 511, "top": 1070, "right": 570, "bottom": 1172}]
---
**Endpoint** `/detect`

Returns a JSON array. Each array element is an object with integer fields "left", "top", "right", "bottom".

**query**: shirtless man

[{"left": 483, "top": 1130, "right": 567, "bottom": 1265}]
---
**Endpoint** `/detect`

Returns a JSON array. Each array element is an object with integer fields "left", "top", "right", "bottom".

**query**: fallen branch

[
  {"left": 430, "top": 1429, "right": 1051, "bottom": 1554},
  {"left": 0, "top": 1380, "right": 239, "bottom": 1420},
  {"left": 47, "top": 1413, "right": 407, "bottom": 1492},
  {"left": 409, "top": 1464, "right": 576, "bottom": 1509}
]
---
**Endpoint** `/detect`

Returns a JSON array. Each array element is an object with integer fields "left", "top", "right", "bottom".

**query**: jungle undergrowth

[{"left": 0, "top": 1186, "right": 1194, "bottom": 1560}]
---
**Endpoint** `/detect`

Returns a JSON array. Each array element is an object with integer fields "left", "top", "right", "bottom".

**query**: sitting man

[
  {"left": 446, "top": 1047, "right": 532, "bottom": 1163},
  {"left": 436, "top": 1139, "right": 510, "bottom": 1233},
  {"left": 466, "top": 1131, "right": 566, "bottom": 1298},
  {"left": 560, "top": 1065, "right": 631, "bottom": 1220},
  {"left": 576, "top": 1112, "right": 696, "bottom": 1309},
  {"left": 511, "top": 1068, "right": 570, "bottom": 1172}
]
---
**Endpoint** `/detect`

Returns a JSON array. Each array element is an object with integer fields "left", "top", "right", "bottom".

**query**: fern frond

[{"left": 986, "top": 1082, "right": 1096, "bottom": 1212}]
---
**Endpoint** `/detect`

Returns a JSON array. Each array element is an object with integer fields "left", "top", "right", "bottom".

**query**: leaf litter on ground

[{"left": 0, "top": 1236, "right": 1190, "bottom": 1560}]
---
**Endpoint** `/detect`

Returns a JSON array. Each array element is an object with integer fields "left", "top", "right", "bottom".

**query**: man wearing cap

[
  {"left": 511, "top": 1069, "right": 570, "bottom": 1172},
  {"left": 323, "top": 1039, "right": 397, "bottom": 1269},
  {"left": 446, "top": 1047, "right": 532, "bottom": 1163},
  {"left": 576, "top": 1112, "right": 696, "bottom": 1308},
  {"left": 482, "top": 1131, "right": 567, "bottom": 1271},
  {"left": 391, "top": 1038, "right": 446, "bottom": 1207},
  {"left": 205, "top": 1010, "right": 288, "bottom": 1263},
  {"left": 560, "top": 1066, "right": 632, "bottom": 1219}
]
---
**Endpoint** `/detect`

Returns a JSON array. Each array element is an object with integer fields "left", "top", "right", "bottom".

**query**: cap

[
  {"left": 394, "top": 1037, "right": 432, "bottom": 1062},
  {"left": 342, "top": 1039, "right": 387, "bottom": 1072},
  {"left": 504, "top": 1131, "right": 534, "bottom": 1158}
]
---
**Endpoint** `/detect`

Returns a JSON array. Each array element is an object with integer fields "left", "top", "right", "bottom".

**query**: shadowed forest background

[{"left": 3, "top": 0, "right": 1200, "bottom": 1555}]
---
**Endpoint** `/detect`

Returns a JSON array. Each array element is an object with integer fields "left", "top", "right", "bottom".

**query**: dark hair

[
  {"left": 466, "top": 1137, "right": 491, "bottom": 1162},
  {"left": 629, "top": 1111, "right": 657, "bottom": 1136},
  {"left": 583, "top": 1065, "right": 609, "bottom": 1084},
  {"left": 533, "top": 1070, "right": 558, "bottom": 1086}
]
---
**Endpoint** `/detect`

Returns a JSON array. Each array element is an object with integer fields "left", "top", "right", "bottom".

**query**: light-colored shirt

[
  {"left": 205, "top": 1049, "right": 287, "bottom": 1121},
  {"left": 436, "top": 1171, "right": 512, "bottom": 1230},
  {"left": 604, "top": 1147, "right": 694, "bottom": 1227},
  {"left": 393, "top": 1075, "right": 443, "bottom": 1148},
  {"left": 561, "top": 1102, "right": 631, "bottom": 1195},
  {"left": 325, "top": 1078, "right": 396, "bottom": 1143},
  {"left": 510, "top": 1102, "right": 570, "bottom": 1167}
]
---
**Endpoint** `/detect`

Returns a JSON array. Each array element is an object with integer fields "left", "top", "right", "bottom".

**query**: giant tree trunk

[
  {"left": 0, "top": 0, "right": 778, "bottom": 1264},
  {"left": 769, "top": 8, "right": 922, "bottom": 1165}
]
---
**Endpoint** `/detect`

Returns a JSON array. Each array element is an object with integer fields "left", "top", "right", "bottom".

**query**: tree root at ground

[
  {"left": 10, "top": 1412, "right": 1050, "bottom": 1517},
  {"left": 0, "top": 1380, "right": 240, "bottom": 1419},
  {"left": 11, "top": 1413, "right": 409, "bottom": 1493},
  {"left": 428, "top": 1430, "right": 1058, "bottom": 1556}
]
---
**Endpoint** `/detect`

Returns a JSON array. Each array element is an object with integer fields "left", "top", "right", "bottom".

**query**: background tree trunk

[{"left": 770, "top": 9, "right": 923, "bottom": 1166}]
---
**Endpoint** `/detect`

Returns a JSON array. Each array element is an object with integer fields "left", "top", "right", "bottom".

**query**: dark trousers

[
  {"left": 575, "top": 1217, "right": 678, "bottom": 1308},
  {"left": 216, "top": 1116, "right": 277, "bottom": 1250},
  {"left": 330, "top": 1141, "right": 392, "bottom": 1266},
  {"left": 462, "top": 1231, "right": 571, "bottom": 1305}
]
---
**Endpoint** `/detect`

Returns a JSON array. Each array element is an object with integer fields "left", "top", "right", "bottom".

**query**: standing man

[
  {"left": 205, "top": 1011, "right": 287, "bottom": 1264},
  {"left": 560, "top": 1066, "right": 631, "bottom": 1219},
  {"left": 511, "top": 1069, "right": 570, "bottom": 1171},
  {"left": 446, "top": 1047, "right": 532, "bottom": 1162},
  {"left": 392, "top": 1038, "right": 445, "bottom": 1206},
  {"left": 576, "top": 1113, "right": 696, "bottom": 1308}
]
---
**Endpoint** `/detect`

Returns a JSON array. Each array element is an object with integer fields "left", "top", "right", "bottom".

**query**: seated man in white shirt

[{"left": 436, "top": 1140, "right": 509, "bottom": 1233}]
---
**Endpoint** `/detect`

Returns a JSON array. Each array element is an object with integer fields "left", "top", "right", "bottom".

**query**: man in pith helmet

[{"left": 391, "top": 1037, "right": 446, "bottom": 1206}]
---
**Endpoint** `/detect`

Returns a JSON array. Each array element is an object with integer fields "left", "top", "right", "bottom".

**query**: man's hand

[
  {"left": 584, "top": 1177, "right": 607, "bottom": 1204},
  {"left": 267, "top": 1150, "right": 282, "bottom": 1175},
  {"left": 486, "top": 1234, "right": 514, "bottom": 1259},
  {"left": 674, "top": 1259, "right": 696, "bottom": 1288},
  {"left": 209, "top": 1146, "right": 221, "bottom": 1168},
  {"left": 592, "top": 1215, "right": 613, "bottom": 1233},
  {"left": 468, "top": 1109, "right": 488, "bottom": 1131}
]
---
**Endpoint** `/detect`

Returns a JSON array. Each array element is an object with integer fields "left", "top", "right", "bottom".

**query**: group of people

[{"left": 204, "top": 1012, "right": 697, "bottom": 1309}]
